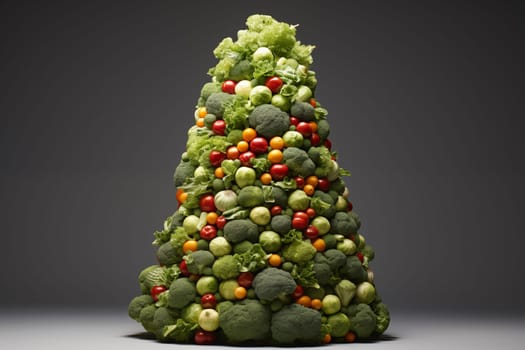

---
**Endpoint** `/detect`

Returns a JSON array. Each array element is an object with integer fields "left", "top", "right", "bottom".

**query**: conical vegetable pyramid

[{"left": 128, "top": 14, "right": 390, "bottom": 345}]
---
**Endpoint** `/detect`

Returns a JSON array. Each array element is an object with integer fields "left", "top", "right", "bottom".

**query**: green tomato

[
  {"left": 253, "top": 47, "right": 273, "bottom": 61},
  {"left": 196, "top": 276, "right": 218, "bottom": 295},
  {"left": 282, "top": 131, "right": 303, "bottom": 148},
  {"left": 183, "top": 215, "right": 200, "bottom": 234},
  {"left": 249, "top": 206, "right": 271, "bottom": 226},
  {"left": 258, "top": 231, "right": 281, "bottom": 252},
  {"left": 356, "top": 282, "right": 376, "bottom": 304},
  {"left": 235, "top": 79, "right": 252, "bottom": 98},
  {"left": 219, "top": 279, "right": 239, "bottom": 300},
  {"left": 337, "top": 239, "right": 357, "bottom": 255},
  {"left": 288, "top": 190, "right": 310, "bottom": 211},
  {"left": 209, "top": 237, "right": 232, "bottom": 257},
  {"left": 249, "top": 85, "right": 272, "bottom": 106},
  {"left": 311, "top": 216, "right": 331, "bottom": 235},
  {"left": 321, "top": 294, "right": 341, "bottom": 315},
  {"left": 181, "top": 303, "right": 203, "bottom": 323},
  {"left": 271, "top": 94, "right": 291, "bottom": 111},
  {"left": 198, "top": 309, "right": 220, "bottom": 331},
  {"left": 235, "top": 166, "right": 256, "bottom": 188}
]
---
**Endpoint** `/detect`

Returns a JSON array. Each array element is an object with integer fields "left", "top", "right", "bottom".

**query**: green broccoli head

[
  {"left": 252, "top": 267, "right": 296, "bottom": 301},
  {"left": 184, "top": 250, "right": 215, "bottom": 275},
  {"left": 330, "top": 211, "right": 360, "bottom": 236},
  {"left": 156, "top": 241, "right": 180, "bottom": 266},
  {"left": 345, "top": 303, "right": 377, "bottom": 338},
  {"left": 173, "top": 160, "right": 196, "bottom": 187},
  {"left": 128, "top": 294, "right": 154, "bottom": 321},
  {"left": 313, "top": 263, "right": 331, "bottom": 286},
  {"left": 340, "top": 256, "right": 368, "bottom": 283},
  {"left": 228, "top": 59, "right": 254, "bottom": 81},
  {"left": 219, "top": 299, "right": 272, "bottom": 343},
  {"left": 316, "top": 119, "right": 330, "bottom": 141},
  {"left": 152, "top": 307, "right": 180, "bottom": 340},
  {"left": 312, "top": 190, "right": 336, "bottom": 218},
  {"left": 205, "top": 92, "right": 235, "bottom": 118},
  {"left": 282, "top": 147, "right": 316, "bottom": 177},
  {"left": 139, "top": 304, "right": 157, "bottom": 334},
  {"left": 248, "top": 104, "right": 290, "bottom": 138},
  {"left": 270, "top": 214, "right": 292, "bottom": 235},
  {"left": 372, "top": 302, "right": 390, "bottom": 335},
  {"left": 168, "top": 277, "right": 196, "bottom": 309},
  {"left": 198, "top": 82, "right": 222, "bottom": 106},
  {"left": 290, "top": 101, "right": 315, "bottom": 121},
  {"left": 223, "top": 219, "right": 259, "bottom": 243},
  {"left": 320, "top": 249, "right": 347, "bottom": 271},
  {"left": 308, "top": 146, "right": 335, "bottom": 177},
  {"left": 212, "top": 254, "right": 240, "bottom": 280},
  {"left": 271, "top": 304, "right": 322, "bottom": 344}
]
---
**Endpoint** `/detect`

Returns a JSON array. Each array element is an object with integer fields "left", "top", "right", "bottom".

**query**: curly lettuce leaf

[{"left": 234, "top": 243, "right": 269, "bottom": 272}]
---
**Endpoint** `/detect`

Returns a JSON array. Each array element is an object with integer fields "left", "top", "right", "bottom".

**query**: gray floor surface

[{"left": 1, "top": 309, "right": 524, "bottom": 349}]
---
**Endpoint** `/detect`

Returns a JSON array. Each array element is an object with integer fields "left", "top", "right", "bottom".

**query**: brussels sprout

[
  {"left": 356, "top": 282, "right": 376, "bottom": 304},
  {"left": 209, "top": 237, "right": 232, "bottom": 257},
  {"left": 259, "top": 231, "right": 282, "bottom": 252},
  {"left": 249, "top": 206, "right": 271, "bottom": 226},
  {"left": 249, "top": 85, "right": 272, "bottom": 106},
  {"left": 322, "top": 294, "right": 341, "bottom": 315},
  {"left": 337, "top": 239, "right": 357, "bottom": 255},
  {"left": 282, "top": 131, "right": 303, "bottom": 148},
  {"left": 235, "top": 167, "right": 257, "bottom": 188},
  {"left": 327, "top": 312, "right": 351, "bottom": 337},
  {"left": 183, "top": 215, "right": 200, "bottom": 234}
]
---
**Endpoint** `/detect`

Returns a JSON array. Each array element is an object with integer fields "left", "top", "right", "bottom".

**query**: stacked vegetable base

[{"left": 128, "top": 14, "right": 390, "bottom": 345}]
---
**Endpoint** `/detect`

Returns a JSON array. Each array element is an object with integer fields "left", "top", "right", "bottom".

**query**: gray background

[{"left": 1, "top": 0, "right": 524, "bottom": 315}]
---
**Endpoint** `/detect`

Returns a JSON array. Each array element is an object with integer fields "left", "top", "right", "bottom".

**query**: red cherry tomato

[
  {"left": 200, "top": 293, "right": 217, "bottom": 309},
  {"left": 265, "top": 76, "right": 284, "bottom": 93},
  {"left": 180, "top": 260, "right": 189, "bottom": 276},
  {"left": 216, "top": 215, "right": 227, "bottom": 229},
  {"left": 296, "top": 122, "right": 313, "bottom": 137},
  {"left": 348, "top": 201, "right": 353, "bottom": 212},
  {"left": 212, "top": 120, "right": 226, "bottom": 135},
  {"left": 194, "top": 330, "right": 215, "bottom": 345},
  {"left": 237, "top": 271, "right": 254, "bottom": 288},
  {"left": 294, "top": 176, "right": 305, "bottom": 189},
  {"left": 317, "top": 178, "right": 330, "bottom": 192},
  {"left": 226, "top": 146, "right": 240, "bottom": 160},
  {"left": 200, "top": 225, "right": 217, "bottom": 240},
  {"left": 305, "top": 208, "right": 316, "bottom": 218},
  {"left": 305, "top": 225, "right": 319, "bottom": 239},
  {"left": 292, "top": 285, "right": 304, "bottom": 299},
  {"left": 239, "top": 151, "right": 255, "bottom": 167},
  {"left": 209, "top": 150, "right": 226, "bottom": 168},
  {"left": 310, "top": 132, "right": 321, "bottom": 146},
  {"left": 292, "top": 215, "right": 309, "bottom": 230},
  {"left": 150, "top": 285, "right": 167, "bottom": 301},
  {"left": 289, "top": 116, "right": 300, "bottom": 126},
  {"left": 221, "top": 80, "right": 236, "bottom": 94},
  {"left": 356, "top": 252, "right": 364, "bottom": 262},
  {"left": 249, "top": 137, "right": 269, "bottom": 154},
  {"left": 270, "top": 205, "right": 282, "bottom": 216},
  {"left": 199, "top": 194, "right": 216, "bottom": 212},
  {"left": 270, "top": 164, "right": 289, "bottom": 181},
  {"left": 324, "top": 139, "right": 332, "bottom": 150}
]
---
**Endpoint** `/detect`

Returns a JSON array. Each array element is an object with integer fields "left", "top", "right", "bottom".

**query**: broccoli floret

[
  {"left": 198, "top": 82, "right": 222, "bottom": 106},
  {"left": 290, "top": 101, "right": 315, "bottom": 121},
  {"left": 153, "top": 307, "right": 180, "bottom": 340},
  {"left": 184, "top": 250, "right": 215, "bottom": 275},
  {"left": 340, "top": 256, "right": 368, "bottom": 283},
  {"left": 271, "top": 186, "right": 288, "bottom": 208},
  {"left": 323, "top": 249, "right": 347, "bottom": 271},
  {"left": 312, "top": 190, "right": 336, "bottom": 218},
  {"left": 139, "top": 304, "right": 157, "bottom": 334},
  {"left": 270, "top": 214, "right": 292, "bottom": 234},
  {"left": 128, "top": 294, "right": 154, "bottom": 321},
  {"left": 219, "top": 299, "right": 271, "bottom": 343},
  {"left": 223, "top": 219, "right": 259, "bottom": 243},
  {"left": 361, "top": 244, "right": 375, "bottom": 262},
  {"left": 271, "top": 304, "right": 322, "bottom": 344},
  {"left": 345, "top": 303, "right": 377, "bottom": 338},
  {"left": 229, "top": 59, "right": 254, "bottom": 81},
  {"left": 282, "top": 147, "right": 316, "bottom": 177},
  {"left": 330, "top": 211, "right": 359, "bottom": 236},
  {"left": 205, "top": 92, "right": 235, "bottom": 118},
  {"left": 212, "top": 254, "right": 240, "bottom": 280},
  {"left": 372, "top": 302, "right": 390, "bottom": 335},
  {"left": 156, "top": 241, "right": 179, "bottom": 266},
  {"left": 252, "top": 267, "right": 296, "bottom": 301},
  {"left": 168, "top": 277, "right": 196, "bottom": 309},
  {"left": 308, "top": 146, "right": 335, "bottom": 177},
  {"left": 248, "top": 104, "right": 290, "bottom": 138},
  {"left": 282, "top": 239, "right": 316, "bottom": 265},
  {"left": 317, "top": 119, "right": 330, "bottom": 141},
  {"left": 313, "top": 263, "right": 331, "bottom": 285}
]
